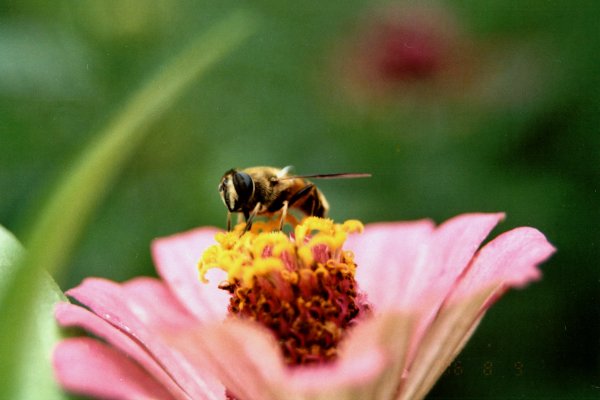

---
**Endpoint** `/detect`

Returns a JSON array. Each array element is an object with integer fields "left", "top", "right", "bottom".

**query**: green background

[{"left": 1, "top": 0, "right": 598, "bottom": 398}]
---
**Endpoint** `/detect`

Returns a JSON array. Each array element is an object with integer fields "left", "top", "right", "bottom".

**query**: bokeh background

[{"left": 1, "top": 0, "right": 598, "bottom": 398}]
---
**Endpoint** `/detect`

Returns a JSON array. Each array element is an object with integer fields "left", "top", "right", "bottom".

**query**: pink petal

[
  {"left": 397, "top": 290, "right": 489, "bottom": 400},
  {"left": 170, "top": 317, "right": 401, "bottom": 400},
  {"left": 66, "top": 277, "right": 225, "bottom": 400},
  {"left": 284, "top": 350, "right": 387, "bottom": 400},
  {"left": 404, "top": 212, "right": 505, "bottom": 310},
  {"left": 166, "top": 320, "right": 284, "bottom": 400},
  {"left": 55, "top": 302, "right": 190, "bottom": 400},
  {"left": 54, "top": 337, "right": 175, "bottom": 400},
  {"left": 347, "top": 213, "right": 504, "bottom": 313},
  {"left": 327, "top": 312, "right": 415, "bottom": 400},
  {"left": 448, "top": 226, "right": 556, "bottom": 303},
  {"left": 398, "top": 226, "right": 555, "bottom": 400},
  {"left": 406, "top": 213, "right": 505, "bottom": 352},
  {"left": 345, "top": 219, "right": 435, "bottom": 310},
  {"left": 151, "top": 227, "right": 229, "bottom": 322},
  {"left": 349, "top": 213, "right": 521, "bottom": 399}
]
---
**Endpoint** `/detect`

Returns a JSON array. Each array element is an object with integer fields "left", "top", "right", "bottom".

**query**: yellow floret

[
  {"left": 198, "top": 218, "right": 364, "bottom": 285},
  {"left": 342, "top": 219, "right": 364, "bottom": 234},
  {"left": 243, "top": 258, "right": 285, "bottom": 286}
]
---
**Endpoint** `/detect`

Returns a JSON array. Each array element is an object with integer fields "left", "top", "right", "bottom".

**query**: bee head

[{"left": 219, "top": 169, "right": 255, "bottom": 212}]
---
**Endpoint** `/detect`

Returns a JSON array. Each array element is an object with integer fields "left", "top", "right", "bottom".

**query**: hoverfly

[{"left": 218, "top": 166, "right": 370, "bottom": 231}]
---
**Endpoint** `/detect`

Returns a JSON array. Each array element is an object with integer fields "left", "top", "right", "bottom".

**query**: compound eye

[{"left": 232, "top": 172, "right": 254, "bottom": 205}]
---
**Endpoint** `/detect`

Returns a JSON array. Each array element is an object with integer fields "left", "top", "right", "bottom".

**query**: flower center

[{"left": 199, "top": 217, "right": 371, "bottom": 366}]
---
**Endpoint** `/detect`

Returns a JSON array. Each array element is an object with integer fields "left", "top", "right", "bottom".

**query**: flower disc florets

[{"left": 199, "top": 217, "right": 370, "bottom": 366}]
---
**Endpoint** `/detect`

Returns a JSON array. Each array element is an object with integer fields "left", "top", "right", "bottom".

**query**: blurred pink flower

[
  {"left": 331, "top": 3, "right": 550, "bottom": 111},
  {"left": 53, "top": 213, "right": 554, "bottom": 400},
  {"left": 334, "top": 4, "right": 474, "bottom": 102}
]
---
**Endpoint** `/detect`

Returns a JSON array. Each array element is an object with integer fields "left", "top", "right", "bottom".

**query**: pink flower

[
  {"left": 53, "top": 213, "right": 554, "bottom": 400},
  {"left": 333, "top": 4, "right": 474, "bottom": 103}
]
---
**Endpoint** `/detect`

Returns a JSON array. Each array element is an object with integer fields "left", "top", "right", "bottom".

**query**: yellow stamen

[
  {"left": 297, "top": 246, "right": 314, "bottom": 266},
  {"left": 294, "top": 217, "right": 336, "bottom": 244},
  {"left": 243, "top": 258, "right": 284, "bottom": 286},
  {"left": 198, "top": 217, "right": 364, "bottom": 285},
  {"left": 342, "top": 219, "right": 364, "bottom": 234}
]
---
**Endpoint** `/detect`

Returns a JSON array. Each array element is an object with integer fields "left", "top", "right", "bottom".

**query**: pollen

[{"left": 198, "top": 217, "right": 371, "bottom": 366}]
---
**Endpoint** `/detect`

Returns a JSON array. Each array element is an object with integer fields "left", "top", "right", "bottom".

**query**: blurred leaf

[
  {"left": 0, "top": 226, "right": 24, "bottom": 277},
  {"left": 0, "top": 9, "right": 257, "bottom": 398},
  {"left": 0, "top": 225, "right": 67, "bottom": 400}
]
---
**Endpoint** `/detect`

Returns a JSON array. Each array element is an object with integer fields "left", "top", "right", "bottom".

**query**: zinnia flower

[{"left": 53, "top": 213, "right": 554, "bottom": 399}]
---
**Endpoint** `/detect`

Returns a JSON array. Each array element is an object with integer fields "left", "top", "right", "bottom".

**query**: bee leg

[
  {"left": 288, "top": 183, "right": 319, "bottom": 217},
  {"left": 243, "top": 203, "right": 261, "bottom": 233},
  {"left": 242, "top": 210, "right": 250, "bottom": 228},
  {"left": 278, "top": 200, "right": 289, "bottom": 230},
  {"left": 236, "top": 213, "right": 245, "bottom": 225},
  {"left": 226, "top": 212, "right": 232, "bottom": 231}
]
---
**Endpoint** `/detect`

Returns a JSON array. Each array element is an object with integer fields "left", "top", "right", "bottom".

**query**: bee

[{"left": 218, "top": 166, "right": 370, "bottom": 231}]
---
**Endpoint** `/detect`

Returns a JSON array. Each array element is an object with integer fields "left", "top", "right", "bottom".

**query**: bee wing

[
  {"left": 278, "top": 172, "right": 371, "bottom": 180},
  {"left": 276, "top": 165, "right": 294, "bottom": 178}
]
